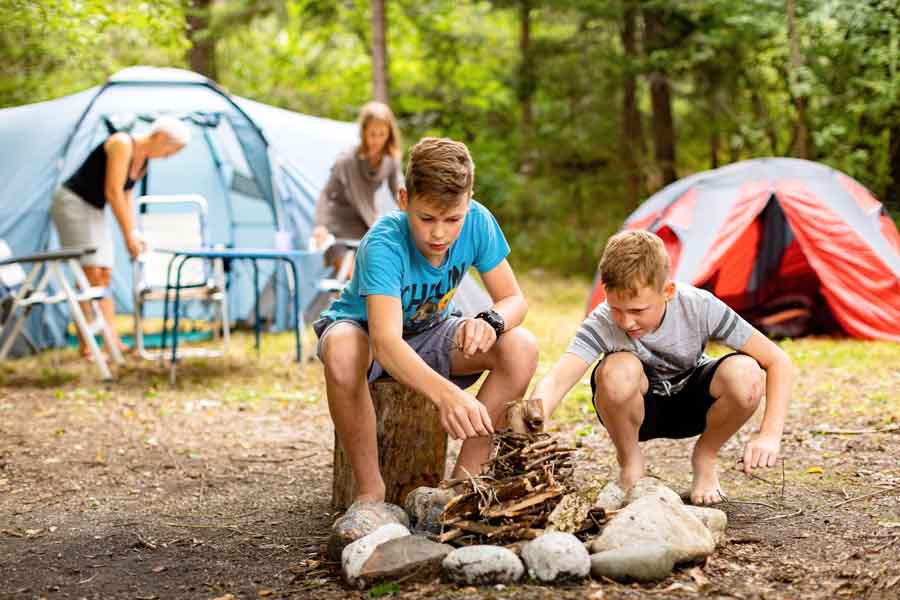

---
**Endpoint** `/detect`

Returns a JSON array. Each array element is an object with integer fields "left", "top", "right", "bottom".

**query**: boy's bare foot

[
  {"left": 353, "top": 482, "right": 387, "bottom": 504},
  {"left": 353, "top": 493, "right": 386, "bottom": 503},
  {"left": 618, "top": 455, "right": 646, "bottom": 492},
  {"left": 691, "top": 449, "right": 723, "bottom": 505}
]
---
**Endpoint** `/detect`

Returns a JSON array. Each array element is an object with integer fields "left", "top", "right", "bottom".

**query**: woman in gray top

[{"left": 313, "top": 101, "right": 402, "bottom": 275}]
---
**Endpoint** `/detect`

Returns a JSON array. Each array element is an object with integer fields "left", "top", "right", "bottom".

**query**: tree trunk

[
  {"left": 643, "top": 6, "right": 677, "bottom": 186},
  {"left": 332, "top": 380, "right": 447, "bottom": 511},
  {"left": 786, "top": 0, "right": 811, "bottom": 159},
  {"left": 519, "top": 0, "right": 534, "bottom": 129},
  {"left": 621, "top": 0, "right": 645, "bottom": 207},
  {"left": 371, "top": 0, "right": 390, "bottom": 103},
  {"left": 186, "top": 0, "right": 215, "bottom": 80},
  {"left": 886, "top": 123, "right": 900, "bottom": 214}
]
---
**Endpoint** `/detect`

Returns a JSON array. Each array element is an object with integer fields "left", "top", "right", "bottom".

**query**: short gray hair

[{"left": 149, "top": 116, "right": 191, "bottom": 146}]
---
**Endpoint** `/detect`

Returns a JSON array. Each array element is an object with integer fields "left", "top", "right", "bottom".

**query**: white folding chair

[
  {"left": 0, "top": 240, "right": 123, "bottom": 379},
  {"left": 132, "top": 194, "right": 229, "bottom": 361}
]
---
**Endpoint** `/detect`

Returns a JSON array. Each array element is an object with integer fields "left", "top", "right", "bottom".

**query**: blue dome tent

[{"left": 0, "top": 66, "right": 357, "bottom": 352}]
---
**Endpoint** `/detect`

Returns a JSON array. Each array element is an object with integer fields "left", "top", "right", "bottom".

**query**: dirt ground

[{"left": 1, "top": 335, "right": 899, "bottom": 600}]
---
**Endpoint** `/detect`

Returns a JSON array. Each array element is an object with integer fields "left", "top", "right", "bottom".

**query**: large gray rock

[
  {"left": 342, "top": 523, "right": 410, "bottom": 588},
  {"left": 328, "top": 501, "right": 410, "bottom": 560},
  {"left": 594, "top": 481, "right": 626, "bottom": 512},
  {"left": 354, "top": 535, "right": 453, "bottom": 588},
  {"left": 684, "top": 505, "right": 727, "bottom": 546},
  {"left": 590, "top": 543, "right": 676, "bottom": 582},
  {"left": 404, "top": 486, "right": 455, "bottom": 534},
  {"left": 521, "top": 531, "right": 590, "bottom": 582},
  {"left": 588, "top": 496, "right": 715, "bottom": 564},
  {"left": 443, "top": 545, "right": 524, "bottom": 585},
  {"left": 624, "top": 477, "right": 682, "bottom": 505}
]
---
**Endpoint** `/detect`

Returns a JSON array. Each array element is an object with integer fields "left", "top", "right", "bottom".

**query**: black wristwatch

[{"left": 476, "top": 309, "right": 505, "bottom": 338}]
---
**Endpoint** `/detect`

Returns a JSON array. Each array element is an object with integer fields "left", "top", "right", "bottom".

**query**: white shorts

[{"left": 50, "top": 186, "right": 114, "bottom": 268}]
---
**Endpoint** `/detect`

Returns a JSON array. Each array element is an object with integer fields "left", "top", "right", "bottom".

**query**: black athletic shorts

[{"left": 590, "top": 352, "right": 744, "bottom": 441}]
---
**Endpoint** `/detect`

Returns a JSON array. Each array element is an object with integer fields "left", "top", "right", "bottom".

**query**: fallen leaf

[
  {"left": 25, "top": 529, "right": 43, "bottom": 536},
  {"left": 806, "top": 466, "right": 824, "bottom": 474},
  {"left": 212, "top": 595, "right": 235, "bottom": 600},
  {"left": 879, "top": 521, "right": 900, "bottom": 529},
  {"left": 151, "top": 565, "right": 167, "bottom": 573},
  {"left": 257, "top": 590, "right": 273, "bottom": 597}
]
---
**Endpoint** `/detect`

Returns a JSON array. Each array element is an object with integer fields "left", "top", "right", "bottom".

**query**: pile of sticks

[{"left": 438, "top": 431, "right": 578, "bottom": 547}]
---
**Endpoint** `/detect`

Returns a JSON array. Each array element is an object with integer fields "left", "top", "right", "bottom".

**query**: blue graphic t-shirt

[{"left": 321, "top": 200, "right": 510, "bottom": 335}]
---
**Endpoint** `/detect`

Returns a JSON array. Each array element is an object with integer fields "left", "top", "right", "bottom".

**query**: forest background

[{"left": 2, "top": 0, "right": 899, "bottom": 276}]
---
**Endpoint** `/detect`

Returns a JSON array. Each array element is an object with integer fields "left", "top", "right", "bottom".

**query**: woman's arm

[{"left": 103, "top": 135, "right": 143, "bottom": 260}]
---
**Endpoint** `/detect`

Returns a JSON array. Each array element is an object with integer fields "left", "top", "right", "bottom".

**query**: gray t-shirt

[{"left": 567, "top": 283, "right": 754, "bottom": 396}]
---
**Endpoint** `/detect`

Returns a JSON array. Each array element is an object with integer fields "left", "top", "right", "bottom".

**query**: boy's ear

[
  {"left": 398, "top": 187, "right": 408, "bottom": 211},
  {"left": 663, "top": 280, "right": 676, "bottom": 300}
]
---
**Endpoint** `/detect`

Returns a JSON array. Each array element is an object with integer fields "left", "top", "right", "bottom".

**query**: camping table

[
  {"left": 156, "top": 247, "right": 320, "bottom": 383},
  {"left": 0, "top": 247, "right": 124, "bottom": 380}
]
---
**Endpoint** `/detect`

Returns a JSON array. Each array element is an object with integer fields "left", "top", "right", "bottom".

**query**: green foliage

[
  {"left": 2, "top": 0, "right": 899, "bottom": 271},
  {"left": 368, "top": 581, "right": 401, "bottom": 597},
  {"left": 0, "top": 0, "right": 188, "bottom": 108}
]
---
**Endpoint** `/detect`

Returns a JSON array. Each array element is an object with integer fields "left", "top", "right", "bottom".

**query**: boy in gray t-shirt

[{"left": 530, "top": 230, "right": 794, "bottom": 505}]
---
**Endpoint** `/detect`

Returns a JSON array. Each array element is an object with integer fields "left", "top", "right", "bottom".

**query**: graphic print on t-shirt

[{"left": 404, "top": 262, "right": 467, "bottom": 334}]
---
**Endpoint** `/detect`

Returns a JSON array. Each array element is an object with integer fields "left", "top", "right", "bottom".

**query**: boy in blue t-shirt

[{"left": 314, "top": 137, "right": 538, "bottom": 503}]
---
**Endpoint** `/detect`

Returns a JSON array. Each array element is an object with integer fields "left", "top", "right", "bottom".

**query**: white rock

[
  {"left": 327, "top": 500, "right": 409, "bottom": 560},
  {"left": 590, "top": 543, "right": 676, "bottom": 582},
  {"left": 684, "top": 505, "right": 728, "bottom": 546},
  {"left": 594, "top": 481, "right": 626, "bottom": 512},
  {"left": 342, "top": 523, "right": 410, "bottom": 587},
  {"left": 521, "top": 531, "right": 590, "bottom": 582},
  {"left": 442, "top": 545, "right": 524, "bottom": 585},
  {"left": 624, "top": 477, "right": 683, "bottom": 505},
  {"left": 588, "top": 496, "right": 714, "bottom": 563}
]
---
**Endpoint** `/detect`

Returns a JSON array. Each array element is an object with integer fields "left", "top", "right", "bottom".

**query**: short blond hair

[
  {"left": 149, "top": 116, "right": 191, "bottom": 146},
  {"left": 358, "top": 101, "right": 402, "bottom": 160},
  {"left": 599, "top": 230, "right": 670, "bottom": 296},
  {"left": 405, "top": 137, "right": 474, "bottom": 209}
]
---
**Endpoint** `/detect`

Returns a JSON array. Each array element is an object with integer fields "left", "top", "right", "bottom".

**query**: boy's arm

[
  {"left": 367, "top": 293, "right": 493, "bottom": 441},
  {"left": 738, "top": 329, "right": 795, "bottom": 472},
  {"left": 457, "top": 259, "right": 527, "bottom": 358},
  {"left": 529, "top": 352, "right": 592, "bottom": 422}
]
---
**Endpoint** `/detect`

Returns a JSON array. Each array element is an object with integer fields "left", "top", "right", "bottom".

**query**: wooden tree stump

[{"left": 332, "top": 380, "right": 448, "bottom": 511}]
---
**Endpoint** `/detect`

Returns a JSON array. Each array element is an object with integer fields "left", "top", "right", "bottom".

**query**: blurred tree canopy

[{"left": 2, "top": 0, "right": 898, "bottom": 276}]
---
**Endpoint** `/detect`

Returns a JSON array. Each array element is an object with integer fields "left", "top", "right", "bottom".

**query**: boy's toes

[{"left": 690, "top": 488, "right": 724, "bottom": 506}]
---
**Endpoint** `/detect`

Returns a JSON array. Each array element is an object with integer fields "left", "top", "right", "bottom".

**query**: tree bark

[
  {"left": 621, "top": 0, "right": 645, "bottom": 207},
  {"left": 332, "top": 380, "right": 447, "bottom": 511},
  {"left": 886, "top": 123, "right": 900, "bottom": 213},
  {"left": 643, "top": 6, "right": 677, "bottom": 186},
  {"left": 786, "top": 0, "right": 811, "bottom": 159},
  {"left": 371, "top": 0, "right": 390, "bottom": 102},
  {"left": 186, "top": 0, "right": 215, "bottom": 80},
  {"left": 519, "top": 0, "right": 534, "bottom": 129}
]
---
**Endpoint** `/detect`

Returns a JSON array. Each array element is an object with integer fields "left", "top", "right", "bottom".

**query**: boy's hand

[
  {"left": 455, "top": 318, "right": 497, "bottom": 358},
  {"left": 742, "top": 432, "right": 781, "bottom": 473},
  {"left": 437, "top": 389, "right": 494, "bottom": 440}
]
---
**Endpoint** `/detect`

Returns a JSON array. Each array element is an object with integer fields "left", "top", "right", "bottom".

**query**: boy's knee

[
  {"left": 495, "top": 327, "right": 538, "bottom": 369},
  {"left": 595, "top": 352, "right": 644, "bottom": 403},
  {"left": 717, "top": 355, "right": 763, "bottom": 410},
  {"left": 322, "top": 328, "right": 370, "bottom": 386}
]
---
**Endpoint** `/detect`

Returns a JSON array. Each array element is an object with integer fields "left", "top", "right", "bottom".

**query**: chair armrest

[{"left": 0, "top": 246, "right": 97, "bottom": 266}]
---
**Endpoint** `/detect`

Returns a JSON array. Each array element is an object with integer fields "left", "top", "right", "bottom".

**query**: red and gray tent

[{"left": 587, "top": 158, "right": 900, "bottom": 341}]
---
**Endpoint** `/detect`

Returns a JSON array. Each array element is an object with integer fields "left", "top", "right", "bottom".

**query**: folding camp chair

[
  {"left": 132, "top": 194, "right": 229, "bottom": 361},
  {"left": 0, "top": 239, "right": 124, "bottom": 379}
]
